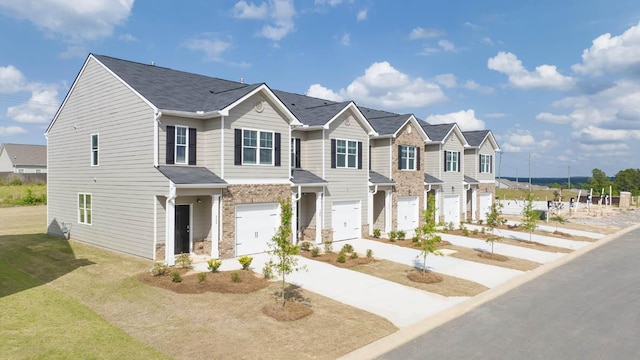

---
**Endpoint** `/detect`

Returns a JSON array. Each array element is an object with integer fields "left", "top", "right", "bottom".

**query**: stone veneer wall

[
  {"left": 219, "top": 184, "right": 290, "bottom": 259},
  {"left": 391, "top": 122, "right": 426, "bottom": 230}
]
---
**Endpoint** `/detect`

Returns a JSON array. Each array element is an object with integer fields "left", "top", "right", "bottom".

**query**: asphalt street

[{"left": 379, "top": 227, "right": 640, "bottom": 360}]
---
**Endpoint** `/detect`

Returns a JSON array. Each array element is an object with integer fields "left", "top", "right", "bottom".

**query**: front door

[{"left": 175, "top": 204, "right": 190, "bottom": 254}]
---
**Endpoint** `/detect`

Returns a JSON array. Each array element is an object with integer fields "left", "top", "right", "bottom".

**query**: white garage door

[
  {"left": 478, "top": 192, "right": 493, "bottom": 221},
  {"left": 235, "top": 203, "right": 280, "bottom": 256},
  {"left": 397, "top": 196, "right": 419, "bottom": 232},
  {"left": 332, "top": 201, "right": 360, "bottom": 241},
  {"left": 443, "top": 195, "right": 460, "bottom": 225}
]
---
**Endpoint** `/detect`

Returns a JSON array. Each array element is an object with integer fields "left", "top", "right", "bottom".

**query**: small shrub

[
  {"left": 9, "top": 179, "right": 22, "bottom": 186},
  {"left": 175, "top": 253, "right": 192, "bottom": 269},
  {"left": 372, "top": 228, "right": 381, "bottom": 238},
  {"left": 151, "top": 262, "right": 169, "bottom": 276},
  {"left": 341, "top": 243, "right": 354, "bottom": 253},
  {"left": 238, "top": 255, "right": 253, "bottom": 270},
  {"left": 389, "top": 231, "right": 397, "bottom": 242},
  {"left": 311, "top": 246, "right": 320, "bottom": 257},
  {"left": 262, "top": 262, "right": 273, "bottom": 279},
  {"left": 197, "top": 272, "right": 207, "bottom": 283},
  {"left": 207, "top": 258, "right": 222, "bottom": 272},
  {"left": 481, "top": 227, "right": 486, "bottom": 234},
  {"left": 171, "top": 271, "right": 182, "bottom": 283},
  {"left": 462, "top": 228, "right": 470, "bottom": 236},
  {"left": 472, "top": 229, "right": 479, "bottom": 235},
  {"left": 230, "top": 272, "right": 241, "bottom": 282},
  {"left": 350, "top": 252, "right": 358, "bottom": 259},
  {"left": 366, "top": 249, "right": 373, "bottom": 258},
  {"left": 336, "top": 252, "right": 346, "bottom": 263},
  {"left": 446, "top": 222, "right": 455, "bottom": 231},
  {"left": 324, "top": 241, "right": 333, "bottom": 253},
  {"left": 300, "top": 241, "right": 312, "bottom": 251},
  {"left": 459, "top": 222, "right": 466, "bottom": 230},
  {"left": 396, "top": 230, "right": 406, "bottom": 240},
  {"left": 477, "top": 219, "right": 484, "bottom": 225}
]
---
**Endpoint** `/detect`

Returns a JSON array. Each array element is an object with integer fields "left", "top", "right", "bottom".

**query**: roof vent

[{"left": 240, "top": 77, "right": 244, "bottom": 84}]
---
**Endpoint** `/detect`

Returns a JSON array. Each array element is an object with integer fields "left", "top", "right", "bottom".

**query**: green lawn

[
  {"left": 0, "top": 183, "right": 46, "bottom": 207},
  {"left": 0, "top": 233, "right": 169, "bottom": 359}
]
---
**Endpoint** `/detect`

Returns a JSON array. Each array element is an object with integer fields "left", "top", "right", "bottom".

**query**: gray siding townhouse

[
  {"left": 362, "top": 108, "right": 429, "bottom": 236},
  {"left": 463, "top": 130, "right": 500, "bottom": 221},
  {"left": 0, "top": 143, "right": 47, "bottom": 173},
  {"left": 421, "top": 122, "right": 470, "bottom": 225}
]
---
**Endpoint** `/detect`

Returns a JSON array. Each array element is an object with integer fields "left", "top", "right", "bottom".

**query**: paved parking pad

[{"left": 468, "top": 224, "right": 593, "bottom": 250}]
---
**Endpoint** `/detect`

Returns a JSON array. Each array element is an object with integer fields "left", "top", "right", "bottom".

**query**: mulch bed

[
  {"left": 477, "top": 252, "right": 509, "bottom": 261},
  {"left": 407, "top": 270, "right": 443, "bottom": 284},
  {"left": 138, "top": 268, "right": 269, "bottom": 294},
  {"left": 299, "top": 251, "right": 375, "bottom": 268},
  {"left": 364, "top": 236, "right": 452, "bottom": 249},
  {"left": 262, "top": 301, "right": 313, "bottom": 321}
]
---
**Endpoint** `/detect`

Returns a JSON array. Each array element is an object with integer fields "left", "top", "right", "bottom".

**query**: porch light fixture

[
  {"left": 197, "top": 198, "right": 202, "bottom": 204},
  {"left": 451, "top": 186, "right": 455, "bottom": 193}
]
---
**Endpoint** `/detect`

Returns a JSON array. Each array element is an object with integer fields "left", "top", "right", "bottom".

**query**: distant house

[{"left": 0, "top": 143, "right": 47, "bottom": 173}]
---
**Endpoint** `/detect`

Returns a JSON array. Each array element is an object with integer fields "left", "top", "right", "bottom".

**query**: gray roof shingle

[
  {"left": 424, "top": 173, "right": 444, "bottom": 184},
  {"left": 291, "top": 169, "right": 327, "bottom": 185},
  {"left": 157, "top": 166, "right": 226, "bottom": 185},
  {"left": 360, "top": 107, "right": 412, "bottom": 136},
  {"left": 463, "top": 130, "right": 490, "bottom": 147},
  {"left": 274, "top": 90, "right": 350, "bottom": 126},
  {"left": 464, "top": 175, "right": 479, "bottom": 184},
  {"left": 0, "top": 143, "right": 46, "bottom": 166},
  {"left": 370, "top": 171, "right": 395, "bottom": 185},
  {"left": 420, "top": 122, "right": 455, "bottom": 142}
]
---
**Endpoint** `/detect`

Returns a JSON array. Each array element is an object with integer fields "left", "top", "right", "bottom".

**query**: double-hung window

[
  {"left": 445, "top": 150, "right": 459, "bottom": 172},
  {"left": 336, "top": 139, "right": 357, "bottom": 168},
  {"left": 91, "top": 134, "right": 99, "bottom": 166},
  {"left": 243, "top": 129, "right": 273, "bottom": 165},
  {"left": 175, "top": 126, "right": 188, "bottom": 164},
  {"left": 480, "top": 154, "right": 492, "bottom": 173},
  {"left": 399, "top": 145, "right": 416, "bottom": 170},
  {"left": 78, "top": 193, "right": 92, "bottom": 225}
]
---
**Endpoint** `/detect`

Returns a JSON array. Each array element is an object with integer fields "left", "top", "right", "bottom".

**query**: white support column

[
  {"left": 384, "top": 190, "right": 392, "bottom": 234},
  {"left": 211, "top": 194, "right": 220, "bottom": 259},
  {"left": 315, "top": 191, "right": 323, "bottom": 244},
  {"left": 435, "top": 188, "right": 442, "bottom": 222},
  {"left": 471, "top": 187, "right": 478, "bottom": 221},
  {"left": 291, "top": 192, "right": 298, "bottom": 244},
  {"left": 165, "top": 183, "right": 177, "bottom": 266},
  {"left": 368, "top": 188, "right": 374, "bottom": 236}
]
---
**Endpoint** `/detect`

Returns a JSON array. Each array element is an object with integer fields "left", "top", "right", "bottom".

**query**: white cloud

[
  {"left": 307, "top": 61, "right": 446, "bottom": 109},
  {"left": 0, "top": 126, "right": 27, "bottom": 135},
  {"left": 356, "top": 9, "right": 367, "bottom": 21},
  {"left": 434, "top": 73, "right": 457, "bottom": 88},
  {"left": 484, "top": 113, "right": 511, "bottom": 119},
  {"left": 58, "top": 45, "right": 87, "bottom": 59},
  {"left": 425, "top": 109, "right": 485, "bottom": 131},
  {"left": 409, "top": 27, "right": 443, "bottom": 39},
  {"left": 500, "top": 130, "right": 538, "bottom": 152},
  {"left": 340, "top": 33, "right": 350, "bottom": 46},
  {"left": 535, "top": 112, "right": 574, "bottom": 125},
  {"left": 482, "top": 37, "right": 494, "bottom": 46},
  {"left": 463, "top": 80, "right": 494, "bottom": 94},
  {"left": 438, "top": 39, "right": 456, "bottom": 52},
  {"left": 0, "top": 65, "right": 27, "bottom": 93},
  {"left": 572, "top": 126, "right": 640, "bottom": 143},
  {"left": 119, "top": 33, "right": 138, "bottom": 42},
  {"left": 184, "top": 34, "right": 231, "bottom": 62},
  {"left": 232, "top": 0, "right": 268, "bottom": 19},
  {"left": 487, "top": 51, "right": 575, "bottom": 90},
  {"left": 572, "top": 22, "right": 640, "bottom": 76},
  {"left": 314, "top": 0, "right": 343, "bottom": 6},
  {"left": 7, "top": 87, "right": 59, "bottom": 123},
  {"left": 418, "top": 47, "right": 439, "bottom": 56},
  {"left": 463, "top": 22, "right": 481, "bottom": 31},
  {"left": 0, "top": 0, "right": 134, "bottom": 41},
  {"left": 231, "top": 0, "right": 295, "bottom": 42},
  {"left": 306, "top": 84, "right": 344, "bottom": 102}
]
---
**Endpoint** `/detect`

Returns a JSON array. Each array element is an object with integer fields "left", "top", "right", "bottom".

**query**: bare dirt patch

[
  {"left": 443, "top": 245, "right": 541, "bottom": 271},
  {"left": 262, "top": 301, "right": 313, "bottom": 321},
  {"left": 352, "top": 259, "right": 488, "bottom": 297},
  {"left": 299, "top": 251, "right": 374, "bottom": 268},
  {"left": 407, "top": 270, "right": 443, "bottom": 284},
  {"left": 478, "top": 252, "right": 509, "bottom": 261},
  {"left": 364, "top": 236, "right": 451, "bottom": 249},
  {"left": 446, "top": 229, "right": 575, "bottom": 252},
  {"left": 137, "top": 268, "right": 269, "bottom": 294}
]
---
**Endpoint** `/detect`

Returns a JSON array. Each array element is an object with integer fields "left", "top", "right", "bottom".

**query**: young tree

[
  {"left": 265, "top": 198, "right": 306, "bottom": 308},
  {"left": 417, "top": 195, "right": 443, "bottom": 275},
  {"left": 521, "top": 194, "right": 538, "bottom": 242},
  {"left": 549, "top": 214, "right": 567, "bottom": 232},
  {"left": 484, "top": 200, "right": 504, "bottom": 254}
]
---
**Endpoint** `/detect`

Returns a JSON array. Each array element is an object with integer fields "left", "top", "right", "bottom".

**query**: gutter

[{"left": 159, "top": 108, "right": 228, "bottom": 119}]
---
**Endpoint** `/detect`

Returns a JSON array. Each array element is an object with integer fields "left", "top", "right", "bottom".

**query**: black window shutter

[
  {"left": 398, "top": 145, "right": 402, "bottom": 170},
  {"left": 234, "top": 129, "right": 242, "bottom": 165},
  {"left": 188, "top": 128, "right": 197, "bottom": 165},
  {"left": 457, "top": 152, "right": 461, "bottom": 172},
  {"left": 166, "top": 125, "right": 175, "bottom": 164},
  {"left": 479, "top": 154, "right": 482, "bottom": 172},
  {"left": 444, "top": 151, "right": 447, "bottom": 171},
  {"left": 331, "top": 139, "right": 336, "bottom": 168},
  {"left": 357, "top": 141, "right": 363, "bottom": 169},
  {"left": 295, "top": 138, "right": 301, "bottom": 168},
  {"left": 490, "top": 155, "right": 493, "bottom": 173},
  {"left": 416, "top": 147, "right": 421, "bottom": 171},
  {"left": 274, "top": 132, "right": 281, "bottom": 167}
]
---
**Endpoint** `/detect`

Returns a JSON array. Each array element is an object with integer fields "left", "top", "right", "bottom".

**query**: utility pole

[
  {"left": 568, "top": 165, "right": 571, "bottom": 190},
  {"left": 516, "top": 169, "right": 519, "bottom": 190},
  {"left": 528, "top": 154, "right": 532, "bottom": 192}
]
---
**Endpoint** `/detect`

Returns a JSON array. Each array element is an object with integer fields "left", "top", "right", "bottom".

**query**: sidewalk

[
  {"left": 503, "top": 220, "right": 605, "bottom": 239},
  {"left": 468, "top": 224, "right": 593, "bottom": 250}
]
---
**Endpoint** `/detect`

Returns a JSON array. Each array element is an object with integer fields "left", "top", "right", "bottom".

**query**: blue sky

[{"left": 1, "top": 0, "right": 640, "bottom": 178}]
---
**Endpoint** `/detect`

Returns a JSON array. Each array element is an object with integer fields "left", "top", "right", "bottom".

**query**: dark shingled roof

[
  {"left": 369, "top": 171, "right": 395, "bottom": 185},
  {"left": 291, "top": 169, "right": 327, "bottom": 185},
  {"left": 464, "top": 175, "right": 480, "bottom": 184},
  {"left": 463, "top": 130, "right": 490, "bottom": 147},
  {"left": 424, "top": 173, "right": 444, "bottom": 184},
  {"left": 0, "top": 143, "right": 46, "bottom": 166},
  {"left": 157, "top": 166, "right": 226, "bottom": 185},
  {"left": 420, "top": 122, "right": 456, "bottom": 142},
  {"left": 360, "top": 107, "right": 412, "bottom": 136},
  {"left": 93, "top": 54, "right": 260, "bottom": 113},
  {"left": 274, "top": 90, "right": 351, "bottom": 126}
]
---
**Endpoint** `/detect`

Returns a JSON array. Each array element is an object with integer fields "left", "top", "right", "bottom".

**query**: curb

[{"left": 339, "top": 222, "right": 640, "bottom": 360}]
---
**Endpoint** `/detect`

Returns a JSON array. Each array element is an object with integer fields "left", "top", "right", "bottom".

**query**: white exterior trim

[
  {"left": 324, "top": 102, "right": 378, "bottom": 135},
  {"left": 225, "top": 178, "right": 292, "bottom": 185},
  {"left": 223, "top": 84, "right": 302, "bottom": 126}
]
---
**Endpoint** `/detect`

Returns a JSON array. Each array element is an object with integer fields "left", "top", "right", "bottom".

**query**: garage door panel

[
  {"left": 236, "top": 203, "right": 279, "bottom": 256},
  {"left": 332, "top": 201, "right": 360, "bottom": 241},
  {"left": 478, "top": 193, "right": 492, "bottom": 221},
  {"left": 397, "top": 196, "right": 419, "bottom": 232},
  {"left": 443, "top": 195, "right": 460, "bottom": 225}
]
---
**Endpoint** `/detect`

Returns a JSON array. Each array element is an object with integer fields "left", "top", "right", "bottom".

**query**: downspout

[
  {"left": 370, "top": 184, "right": 379, "bottom": 195},
  {"left": 293, "top": 185, "right": 302, "bottom": 201},
  {"left": 154, "top": 111, "right": 162, "bottom": 167}
]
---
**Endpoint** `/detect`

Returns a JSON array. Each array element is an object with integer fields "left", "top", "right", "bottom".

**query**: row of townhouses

[{"left": 45, "top": 54, "right": 500, "bottom": 265}]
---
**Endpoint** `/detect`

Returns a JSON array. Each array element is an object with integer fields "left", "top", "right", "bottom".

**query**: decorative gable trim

[
  {"left": 394, "top": 116, "right": 431, "bottom": 141},
  {"left": 325, "top": 102, "right": 378, "bottom": 136},
  {"left": 222, "top": 84, "right": 302, "bottom": 126}
]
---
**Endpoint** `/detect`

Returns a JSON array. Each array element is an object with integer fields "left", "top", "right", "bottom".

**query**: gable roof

[
  {"left": 369, "top": 171, "right": 395, "bottom": 185},
  {"left": 0, "top": 143, "right": 47, "bottom": 167},
  {"left": 157, "top": 166, "right": 226, "bottom": 187},
  {"left": 291, "top": 169, "right": 327, "bottom": 186},
  {"left": 360, "top": 107, "right": 430, "bottom": 141},
  {"left": 420, "top": 122, "right": 469, "bottom": 146},
  {"left": 424, "top": 173, "right": 444, "bottom": 184},
  {"left": 463, "top": 130, "right": 500, "bottom": 151},
  {"left": 274, "top": 90, "right": 350, "bottom": 127}
]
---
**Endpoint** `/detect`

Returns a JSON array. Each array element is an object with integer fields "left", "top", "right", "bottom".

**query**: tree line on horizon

[{"left": 512, "top": 168, "right": 640, "bottom": 196}]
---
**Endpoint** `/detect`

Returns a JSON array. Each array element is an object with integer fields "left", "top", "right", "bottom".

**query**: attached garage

[
  {"left": 397, "top": 196, "right": 419, "bottom": 232},
  {"left": 478, "top": 192, "right": 493, "bottom": 221},
  {"left": 443, "top": 195, "right": 460, "bottom": 225},
  {"left": 332, "top": 201, "right": 360, "bottom": 241},
  {"left": 235, "top": 203, "right": 280, "bottom": 256}
]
